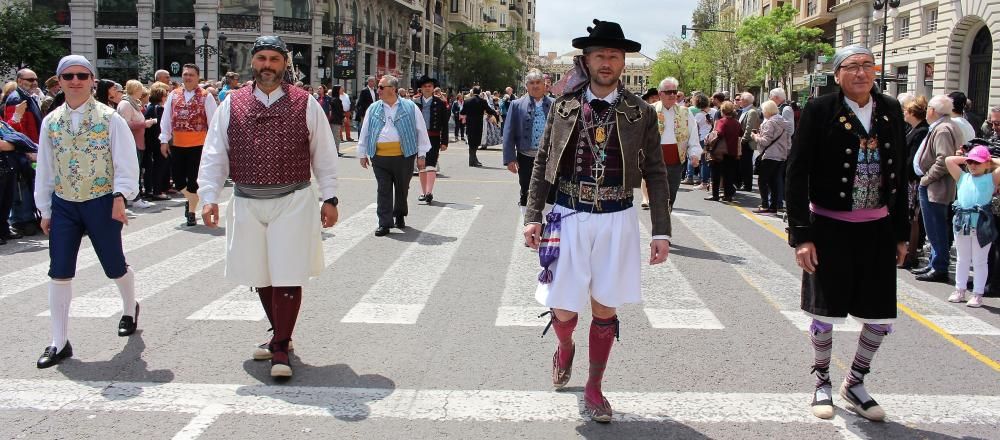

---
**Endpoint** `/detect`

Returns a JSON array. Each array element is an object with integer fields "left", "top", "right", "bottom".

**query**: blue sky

[{"left": 536, "top": 0, "right": 698, "bottom": 57}]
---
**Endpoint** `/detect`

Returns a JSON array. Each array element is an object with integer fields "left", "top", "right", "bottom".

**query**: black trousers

[
  {"left": 516, "top": 153, "right": 535, "bottom": 206},
  {"left": 169, "top": 146, "right": 203, "bottom": 193},
  {"left": 986, "top": 219, "right": 1000, "bottom": 297},
  {"left": 372, "top": 155, "right": 416, "bottom": 228},
  {"left": 710, "top": 156, "right": 739, "bottom": 200},
  {"left": 0, "top": 172, "right": 14, "bottom": 234},
  {"left": 737, "top": 143, "right": 754, "bottom": 190},
  {"left": 140, "top": 148, "right": 169, "bottom": 195},
  {"left": 665, "top": 163, "right": 683, "bottom": 210},
  {"left": 453, "top": 116, "right": 465, "bottom": 139},
  {"left": 756, "top": 159, "right": 785, "bottom": 210}
]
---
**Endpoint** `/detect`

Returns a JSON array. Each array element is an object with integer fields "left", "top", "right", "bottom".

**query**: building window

[
  {"left": 896, "top": 66, "right": 908, "bottom": 94},
  {"left": 873, "top": 21, "right": 884, "bottom": 44},
  {"left": 450, "top": 0, "right": 457, "bottom": 13},
  {"left": 897, "top": 15, "right": 910, "bottom": 39},
  {"left": 807, "top": 0, "right": 816, "bottom": 16},
  {"left": 844, "top": 26, "right": 854, "bottom": 46},
  {"left": 925, "top": 7, "right": 938, "bottom": 33}
]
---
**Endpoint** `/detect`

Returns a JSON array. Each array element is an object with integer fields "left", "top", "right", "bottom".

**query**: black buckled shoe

[
  {"left": 118, "top": 303, "right": 140, "bottom": 337},
  {"left": 374, "top": 226, "right": 390, "bottom": 237},
  {"left": 394, "top": 216, "right": 406, "bottom": 229},
  {"left": 37, "top": 341, "right": 73, "bottom": 369},
  {"left": 185, "top": 211, "right": 197, "bottom": 227}
]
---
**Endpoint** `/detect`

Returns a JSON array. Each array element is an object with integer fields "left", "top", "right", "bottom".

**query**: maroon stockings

[{"left": 257, "top": 286, "right": 302, "bottom": 365}]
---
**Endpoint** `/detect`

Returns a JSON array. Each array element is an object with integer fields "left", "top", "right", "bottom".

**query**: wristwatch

[
  {"left": 323, "top": 196, "right": 339, "bottom": 207},
  {"left": 111, "top": 192, "right": 127, "bottom": 203}
]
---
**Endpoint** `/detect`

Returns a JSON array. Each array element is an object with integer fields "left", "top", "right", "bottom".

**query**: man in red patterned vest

[
  {"left": 160, "top": 63, "right": 218, "bottom": 226},
  {"left": 198, "top": 36, "right": 340, "bottom": 379}
]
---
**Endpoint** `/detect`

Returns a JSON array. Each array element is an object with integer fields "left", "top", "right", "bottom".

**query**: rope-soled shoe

[
  {"left": 811, "top": 365, "right": 834, "bottom": 419},
  {"left": 269, "top": 340, "right": 292, "bottom": 378},
  {"left": 584, "top": 394, "right": 613, "bottom": 423},
  {"left": 840, "top": 381, "right": 886, "bottom": 421},
  {"left": 252, "top": 339, "right": 294, "bottom": 360},
  {"left": 552, "top": 344, "right": 574, "bottom": 389}
]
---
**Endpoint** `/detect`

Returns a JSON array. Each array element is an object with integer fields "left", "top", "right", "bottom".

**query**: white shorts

[
  {"left": 535, "top": 204, "right": 642, "bottom": 312},
  {"left": 224, "top": 186, "right": 324, "bottom": 287}
]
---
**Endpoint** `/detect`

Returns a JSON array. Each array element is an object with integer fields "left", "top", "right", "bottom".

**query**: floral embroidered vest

[
  {"left": 655, "top": 102, "right": 690, "bottom": 160},
  {"left": 170, "top": 87, "right": 209, "bottom": 147},
  {"left": 46, "top": 98, "right": 116, "bottom": 202}
]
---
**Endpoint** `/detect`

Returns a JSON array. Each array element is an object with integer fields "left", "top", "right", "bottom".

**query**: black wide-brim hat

[
  {"left": 572, "top": 19, "right": 641, "bottom": 53},
  {"left": 415, "top": 75, "right": 438, "bottom": 87},
  {"left": 641, "top": 88, "right": 658, "bottom": 100}
]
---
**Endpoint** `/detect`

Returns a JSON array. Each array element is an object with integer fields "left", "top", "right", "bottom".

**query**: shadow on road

[
  {"left": 669, "top": 243, "right": 745, "bottom": 263},
  {"left": 55, "top": 331, "right": 176, "bottom": 394}
]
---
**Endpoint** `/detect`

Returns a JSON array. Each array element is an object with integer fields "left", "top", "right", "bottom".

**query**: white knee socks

[
  {"left": 114, "top": 266, "right": 137, "bottom": 317},
  {"left": 48, "top": 279, "right": 73, "bottom": 350}
]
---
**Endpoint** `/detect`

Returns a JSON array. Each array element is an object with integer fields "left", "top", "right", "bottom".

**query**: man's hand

[
  {"left": 417, "top": 156, "right": 426, "bottom": 170},
  {"left": 40, "top": 218, "right": 51, "bottom": 235},
  {"left": 111, "top": 197, "right": 128, "bottom": 226},
  {"left": 523, "top": 223, "right": 542, "bottom": 249},
  {"left": 360, "top": 157, "right": 370, "bottom": 169},
  {"left": 440, "top": 143, "right": 448, "bottom": 152},
  {"left": 506, "top": 161, "right": 518, "bottom": 174},
  {"left": 13, "top": 101, "right": 27, "bottom": 119},
  {"left": 321, "top": 203, "right": 339, "bottom": 228},
  {"left": 0, "top": 140, "right": 15, "bottom": 152},
  {"left": 202, "top": 203, "right": 220, "bottom": 228},
  {"left": 795, "top": 242, "right": 818, "bottom": 274},
  {"left": 160, "top": 143, "right": 170, "bottom": 158},
  {"left": 896, "top": 242, "right": 907, "bottom": 267},
  {"left": 650, "top": 240, "right": 670, "bottom": 265},
  {"left": 26, "top": 152, "right": 37, "bottom": 162}
]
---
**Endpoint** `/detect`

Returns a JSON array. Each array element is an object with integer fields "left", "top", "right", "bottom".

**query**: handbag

[{"left": 753, "top": 125, "right": 784, "bottom": 175}]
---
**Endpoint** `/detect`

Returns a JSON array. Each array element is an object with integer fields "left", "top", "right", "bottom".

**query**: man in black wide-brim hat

[
  {"left": 522, "top": 19, "right": 672, "bottom": 423},
  {"left": 413, "top": 75, "right": 450, "bottom": 204}
]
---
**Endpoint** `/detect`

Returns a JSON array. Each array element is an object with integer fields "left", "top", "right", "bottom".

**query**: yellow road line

[
  {"left": 729, "top": 205, "right": 1000, "bottom": 372},
  {"left": 339, "top": 177, "right": 515, "bottom": 184}
]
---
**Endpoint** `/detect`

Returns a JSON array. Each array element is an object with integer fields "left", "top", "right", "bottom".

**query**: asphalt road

[{"left": 1, "top": 138, "right": 998, "bottom": 440}]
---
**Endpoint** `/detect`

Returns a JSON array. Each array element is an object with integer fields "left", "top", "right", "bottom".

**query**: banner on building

[{"left": 334, "top": 34, "right": 357, "bottom": 80}]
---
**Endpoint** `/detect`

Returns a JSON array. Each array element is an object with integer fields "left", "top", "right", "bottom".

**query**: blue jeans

[
  {"left": 918, "top": 185, "right": 950, "bottom": 272},
  {"left": 9, "top": 176, "right": 36, "bottom": 225}
]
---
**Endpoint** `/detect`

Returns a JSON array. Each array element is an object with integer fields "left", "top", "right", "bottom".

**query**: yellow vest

[
  {"left": 655, "top": 102, "right": 691, "bottom": 159},
  {"left": 46, "top": 98, "right": 116, "bottom": 202}
]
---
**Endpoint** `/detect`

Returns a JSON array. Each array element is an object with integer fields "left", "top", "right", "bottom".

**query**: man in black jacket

[
  {"left": 450, "top": 93, "right": 465, "bottom": 141},
  {"left": 459, "top": 87, "right": 498, "bottom": 167},
  {"left": 413, "top": 76, "right": 449, "bottom": 202},
  {"left": 354, "top": 76, "right": 377, "bottom": 127}
]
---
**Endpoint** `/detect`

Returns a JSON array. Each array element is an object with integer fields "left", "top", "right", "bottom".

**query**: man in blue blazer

[{"left": 502, "top": 69, "right": 554, "bottom": 215}]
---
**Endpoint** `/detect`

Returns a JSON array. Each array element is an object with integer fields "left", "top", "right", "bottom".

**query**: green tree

[
  {"left": 692, "top": 0, "right": 720, "bottom": 30},
  {"left": 650, "top": 37, "right": 714, "bottom": 93},
  {"left": 736, "top": 4, "right": 834, "bottom": 91},
  {"left": 0, "top": 1, "right": 67, "bottom": 76},
  {"left": 652, "top": 15, "right": 756, "bottom": 96},
  {"left": 443, "top": 30, "right": 524, "bottom": 92}
]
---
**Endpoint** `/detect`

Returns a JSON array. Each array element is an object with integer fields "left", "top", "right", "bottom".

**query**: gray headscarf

[{"left": 832, "top": 45, "right": 875, "bottom": 72}]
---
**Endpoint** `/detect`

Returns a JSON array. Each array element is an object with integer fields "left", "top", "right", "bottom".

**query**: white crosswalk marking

[
  {"left": 737, "top": 210, "right": 1000, "bottom": 335},
  {"left": 639, "top": 223, "right": 725, "bottom": 329},
  {"left": 341, "top": 204, "right": 483, "bottom": 324},
  {"left": 495, "top": 221, "right": 548, "bottom": 326},
  {"left": 0, "top": 203, "right": 224, "bottom": 301},
  {"left": 676, "top": 213, "right": 864, "bottom": 331},
  {"left": 38, "top": 236, "right": 227, "bottom": 318},
  {"left": 186, "top": 204, "right": 378, "bottom": 321}
]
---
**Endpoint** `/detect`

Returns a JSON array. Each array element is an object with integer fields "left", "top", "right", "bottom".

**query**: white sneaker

[
  {"left": 133, "top": 200, "right": 155, "bottom": 209},
  {"left": 948, "top": 290, "right": 967, "bottom": 303},
  {"left": 967, "top": 294, "right": 983, "bottom": 308}
]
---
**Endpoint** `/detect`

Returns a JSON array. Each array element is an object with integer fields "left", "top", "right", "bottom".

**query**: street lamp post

[
  {"left": 409, "top": 13, "right": 423, "bottom": 85},
  {"left": 873, "top": 0, "right": 901, "bottom": 91},
  {"left": 186, "top": 23, "right": 226, "bottom": 81}
]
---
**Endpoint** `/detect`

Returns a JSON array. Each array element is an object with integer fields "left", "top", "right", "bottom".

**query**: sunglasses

[
  {"left": 378, "top": 85, "right": 394, "bottom": 90},
  {"left": 60, "top": 73, "right": 92, "bottom": 81},
  {"left": 989, "top": 121, "right": 1000, "bottom": 126},
  {"left": 660, "top": 90, "right": 678, "bottom": 95},
  {"left": 19, "top": 77, "right": 38, "bottom": 82}
]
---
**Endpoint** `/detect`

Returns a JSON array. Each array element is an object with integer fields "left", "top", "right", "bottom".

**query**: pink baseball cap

[{"left": 966, "top": 146, "right": 991, "bottom": 164}]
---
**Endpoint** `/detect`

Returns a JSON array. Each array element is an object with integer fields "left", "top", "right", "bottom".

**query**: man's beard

[
  {"left": 588, "top": 66, "right": 620, "bottom": 87},
  {"left": 253, "top": 67, "right": 281, "bottom": 87}
]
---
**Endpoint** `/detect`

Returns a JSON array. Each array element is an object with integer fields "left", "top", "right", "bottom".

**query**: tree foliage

[
  {"left": 650, "top": 14, "right": 755, "bottom": 95},
  {"left": 443, "top": 30, "right": 524, "bottom": 92},
  {"left": 692, "top": 0, "right": 720, "bottom": 30},
  {"left": 0, "top": 1, "right": 66, "bottom": 76},
  {"left": 736, "top": 5, "right": 834, "bottom": 91},
  {"left": 651, "top": 37, "right": 713, "bottom": 93}
]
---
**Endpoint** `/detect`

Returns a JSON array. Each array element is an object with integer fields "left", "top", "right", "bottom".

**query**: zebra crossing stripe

[
  {"left": 675, "top": 213, "right": 865, "bottom": 332},
  {"left": 0, "top": 379, "right": 997, "bottom": 429},
  {"left": 495, "top": 220, "right": 549, "bottom": 326},
  {"left": 0, "top": 202, "right": 227, "bottom": 302},
  {"left": 186, "top": 204, "right": 378, "bottom": 321},
  {"left": 638, "top": 223, "right": 725, "bottom": 330},
  {"left": 341, "top": 204, "right": 483, "bottom": 324},
  {"left": 38, "top": 236, "right": 227, "bottom": 318},
  {"left": 736, "top": 208, "right": 1000, "bottom": 336}
]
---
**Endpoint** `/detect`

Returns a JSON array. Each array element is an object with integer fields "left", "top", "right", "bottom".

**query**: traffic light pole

[{"left": 680, "top": 24, "right": 735, "bottom": 39}]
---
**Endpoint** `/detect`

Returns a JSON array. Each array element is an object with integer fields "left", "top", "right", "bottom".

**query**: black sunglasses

[
  {"left": 60, "top": 73, "right": 92, "bottom": 81},
  {"left": 660, "top": 90, "right": 678, "bottom": 95},
  {"left": 378, "top": 85, "right": 395, "bottom": 90},
  {"left": 19, "top": 77, "right": 38, "bottom": 82}
]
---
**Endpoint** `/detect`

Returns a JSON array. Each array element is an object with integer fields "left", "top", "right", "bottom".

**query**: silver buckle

[{"left": 578, "top": 181, "right": 598, "bottom": 205}]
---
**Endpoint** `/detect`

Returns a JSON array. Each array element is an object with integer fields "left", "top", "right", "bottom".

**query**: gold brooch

[
  {"left": 839, "top": 116, "right": 847, "bottom": 123},
  {"left": 845, "top": 123, "right": 853, "bottom": 130}
]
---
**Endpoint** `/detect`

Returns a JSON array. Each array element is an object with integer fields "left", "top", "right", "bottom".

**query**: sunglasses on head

[{"left": 60, "top": 73, "right": 92, "bottom": 81}]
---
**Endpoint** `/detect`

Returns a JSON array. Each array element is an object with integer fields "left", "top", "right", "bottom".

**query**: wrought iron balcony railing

[
  {"left": 378, "top": 33, "right": 387, "bottom": 47},
  {"left": 274, "top": 16, "right": 311, "bottom": 34},
  {"left": 96, "top": 11, "right": 137, "bottom": 28},
  {"left": 322, "top": 20, "right": 344, "bottom": 36},
  {"left": 218, "top": 14, "right": 260, "bottom": 31},
  {"left": 366, "top": 30, "right": 376, "bottom": 43},
  {"left": 153, "top": 12, "right": 195, "bottom": 28}
]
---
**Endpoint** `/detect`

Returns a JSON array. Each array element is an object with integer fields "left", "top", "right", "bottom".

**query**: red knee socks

[
  {"left": 269, "top": 287, "right": 302, "bottom": 364},
  {"left": 550, "top": 313, "right": 578, "bottom": 368},
  {"left": 585, "top": 315, "right": 619, "bottom": 403},
  {"left": 257, "top": 287, "right": 275, "bottom": 329}
]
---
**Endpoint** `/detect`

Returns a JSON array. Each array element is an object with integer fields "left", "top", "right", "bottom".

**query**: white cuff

[{"left": 652, "top": 235, "right": 672, "bottom": 242}]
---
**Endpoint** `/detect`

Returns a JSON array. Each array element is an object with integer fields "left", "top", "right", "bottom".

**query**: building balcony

[
  {"left": 96, "top": 11, "right": 137, "bottom": 28},
  {"left": 720, "top": 0, "right": 734, "bottom": 13},
  {"left": 796, "top": 11, "right": 835, "bottom": 28},
  {"left": 393, "top": 0, "right": 423, "bottom": 11},
  {"left": 153, "top": 12, "right": 195, "bottom": 29},
  {"left": 274, "top": 16, "right": 311, "bottom": 34},
  {"left": 218, "top": 14, "right": 260, "bottom": 32}
]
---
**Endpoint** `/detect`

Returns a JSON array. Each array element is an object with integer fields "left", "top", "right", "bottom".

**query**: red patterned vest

[
  {"left": 227, "top": 84, "right": 311, "bottom": 185},
  {"left": 170, "top": 87, "right": 210, "bottom": 147}
]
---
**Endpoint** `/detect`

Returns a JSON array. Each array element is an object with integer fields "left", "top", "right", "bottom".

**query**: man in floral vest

[
  {"left": 198, "top": 36, "right": 340, "bottom": 379},
  {"left": 653, "top": 77, "right": 702, "bottom": 211},
  {"left": 159, "top": 63, "right": 218, "bottom": 226},
  {"left": 34, "top": 55, "right": 141, "bottom": 369}
]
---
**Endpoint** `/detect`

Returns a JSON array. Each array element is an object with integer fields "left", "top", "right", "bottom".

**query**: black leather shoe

[
  {"left": 424, "top": 193, "right": 433, "bottom": 204},
  {"left": 395, "top": 216, "right": 406, "bottom": 229},
  {"left": 37, "top": 341, "right": 73, "bottom": 369},
  {"left": 374, "top": 226, "right": 390, "bottom": 237},
  {"left": 2, "top": 229, "right": 23, "bottom": 240},
  {"left": 470, "top": 162, "right": 483, "bottom": 167},
  {"left": 915, "top": 270, "right": 949, "bottom": 283},
  {"left": 186, "top": 211, "right": 196, "bottom": 227},
  {"left": 704, "top": 196, "right": 720, "bottom": 201},
  {"left": 910, "top": 265, "right": 933, "bottom": 275},
  {"left": 118, "top": 303, "right": 139, "bottom": 337}
]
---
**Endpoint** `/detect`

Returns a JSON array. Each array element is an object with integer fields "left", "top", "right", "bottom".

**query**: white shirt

[
  {"left": 844, "top": 96, "right": 873, "bottom": 134},
  {"left": 780, "top": 104, "right": 795, "bottom": 135},
  {"left": 35, "top": 101, "right": 140, "bottom": 218},
  {"left": 197, "top": 86, "right": 340, "bottom": 205},
  {"left": 658, "top": 104, "right": 702, "bottom": 156},
  {"left": 158, "top": 87, "right": 219, "bottom": 144},
  {"left": 951, "top": 115, "right": 976, "bottom": 145},
  {"left": 694, "top": 111, "right": 712, "bottom": 141},
  {"left": 340, "top": 93, "right": 351, "bottom": 112},
  {"left": 356, "top": 99, "right": 432, "bottom": 158},
  {"left": 913, "top": 118, "right": 944, "bottom": 177}
]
